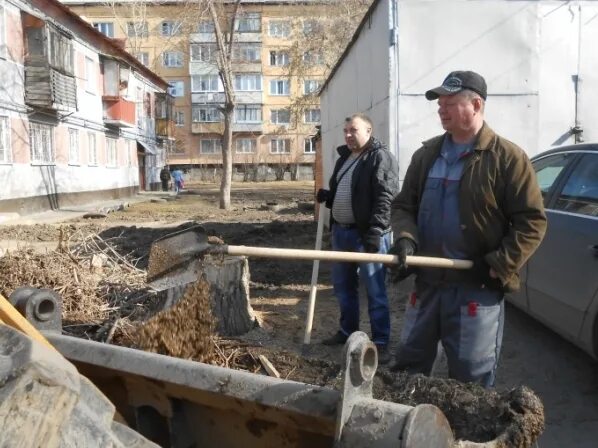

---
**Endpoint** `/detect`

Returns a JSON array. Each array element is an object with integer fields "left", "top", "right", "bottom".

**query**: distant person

[
  {"left": 390, "top": 70, "right": 547, "bottom": 387},
  {"left": 159, "top": 165, "right": 170, "bottom": 191},
  {"left": 316, "top": 113, "right": 400, "bottom": 364},
  {"left": 171, "top": 168, "right": 184, "bottom": 194}
]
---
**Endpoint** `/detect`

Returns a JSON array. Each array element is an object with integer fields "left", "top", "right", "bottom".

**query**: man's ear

[{"left": 472, "top": 97, "right": 483, "bottom": 113}]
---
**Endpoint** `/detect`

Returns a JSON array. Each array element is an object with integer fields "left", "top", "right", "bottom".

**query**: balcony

[
  {"left": 156, "top": 118, "right": 176, "bottom": 139},
  {"left": 192, "top": 92, "right": 226, "bottom": 104},
  {"left": 103, "top": 96, "right": 136, "bottom": 127},
  {"left": 189, "top": 32, "right": 261, "bottom": 43},
  {"left": 235, "top": 91, "right": 263, "bottom": 103},
  {"left": 232, "top": 122, "right": 263, "bottom": 133}
]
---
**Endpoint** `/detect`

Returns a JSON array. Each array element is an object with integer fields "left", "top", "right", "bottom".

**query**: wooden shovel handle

[
  {"left": 0, "top": 293, "right": 55, "bottom": 350},
  {"left": 226, "top": 246, "right": 473, "bottom": 270}
]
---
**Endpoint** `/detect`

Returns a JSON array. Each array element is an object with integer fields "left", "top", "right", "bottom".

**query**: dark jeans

[
  {"left": 161, "top": 180, "right": 169, "bottom": 191},
  {"left": 331, "top": 224, "right": 391, "bottom": 346}
]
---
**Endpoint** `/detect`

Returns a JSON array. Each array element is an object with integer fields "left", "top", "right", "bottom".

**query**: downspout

[{"left": 572, "top": 3, "right": 584, "bottom": 143}]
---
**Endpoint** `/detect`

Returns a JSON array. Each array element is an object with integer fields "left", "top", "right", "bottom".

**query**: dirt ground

[{"left": 1, "top": 181, "right": 597, "bottom": 446}]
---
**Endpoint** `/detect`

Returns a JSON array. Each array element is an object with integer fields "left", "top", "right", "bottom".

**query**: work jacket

[{"left": 391, "top": 123, "right": 547, "bottom": 292}]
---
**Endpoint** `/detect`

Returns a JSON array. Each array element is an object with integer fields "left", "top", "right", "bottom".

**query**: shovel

[{"left": 147, "top": 225, "right": 473, "bottom": 291}]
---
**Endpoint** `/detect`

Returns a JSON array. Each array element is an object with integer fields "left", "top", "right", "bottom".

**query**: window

[
  {"left": 270, "top": 79, "right": 289, "bottom": 96},
  {"left": 29, "top": 123, "right": 54, "bottom": 164},
  {"left": 192, "top": 105, "right": 222, "bottom": 122},
  {"left": 161, "top": 21, "right": 182, "bottom": 36},
  {"left": 304, "top": 137, "right": 316, "bottom": 154},
  {"left": 85, "top": 57, "right": 95, "bottom": 92},
  {"left": 127, "top": 22, "right": 148, "bottom": 38},
  {"left": 192, "top": 74, "right": 220, "bottom": 92},
  {"left": 162, "top": 51, "right": 183, "bottom": 68},
  {"left": 0, "top": 5, "right": 5, "bottom": 58},
  {"left": 93, "top": 22, "right": 114, "bottom": 37},
  {"left": 268, "top": 20, "right": 290, "bottom": 38},
  {"left": 269, "top": 51, "right": 289, "bottom": 67},
  {"left": 236, "top": 138, "right": 256, "bottom": 154},
  {"left": 106, "top": 137, "right": 117, "bottom": 167},
  {"left": 235, "top": 13, "right": 261, "bottom": 32},
  {"left": 235, "top": 105, "right": 261, "bottom": 123},
  {"left": 304, "top": 79, "right": 321, "bottom": 95},
  {"left": 198, "top": 20, "right": 215, "bottom": 33},
  {"left": 304, "top": 108, "right": 320, "bottom": 123},
  {"left": 200, "top": 139, "right": 222, "bottom": 154},
  {"left": 532, "top": 153, "right": 571, "bottom": 204},
  {"left": 0, "top": 116, "right": 11, "bottom": 163},
  {"left": 302, "top": 19, "right": 321, "bottom": 36},
  {"left": 168, "top": 80, "right": 184, "bottom": 97},
  {"left": 234, "top": 74, "right": 262, "bottom": 91},
  {"left": 271, "top": 108, "right": 290, "bottom": 125},
  {"left": 554, "top": 154, "right": 598, "bottom": 217},
  {"left": 303, "top": 51, "right": 324, "bottom": 66},
  {"left": 174, "top": 111, "right": 185, "bottom": 127},
  {"left": 87, "top": 132, "right": 97, "bottom": 166},
  {"left": 270, "top": 138, "right": 291, "bottom": 154},
  {"left": 190, "top": 44, "right": 217, "bottom": 62},
  {"left": 135, "top": 52, "right": 149, "bottom": 66},
  {"left": 48, "top": 28, "right": 73, "bottom": 75},
  {"left": 232, "top": 44, "right": 261, "bottom": 63},
  {"left": 68, "top": 128, "right": 79, "bottom": 164}
]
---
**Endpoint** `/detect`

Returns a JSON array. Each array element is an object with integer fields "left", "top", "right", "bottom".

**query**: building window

[
  {"left": 271, "top": 108, "right": 290, "bottom": 125},
  {"left": 48, "top": 29, "right": 73, "bottom": 75},
  {"left": 127, "top": 21, "right": 148, "bottom": 38},
  {"left": 191, "top": 74, "right": 220, "bottom": 92},
  {"left": 198, "top": 20, "right": 215, "bottom": 33},
  {"left": 235, "top": 104, "right": 261, "bottom": 123},
  {"left": 168, "top": 80, "right": 184, "bottom": 97},
  {"left": 234, "top": 74, "right": 262, "bottom": 91},
  {"left": 161, "top": 21, "right": 182, "bottom": 36},
  {"left": 0, "top": 5, "right": 7, "bottom": 58},
  {"left": 190, "top": 44, "right": 217, "bottom": 62},
  {"left": 0, "top": 116, "right": 11, "bottom": 163},
  {"left": 302, "top": 19, "right": 321, "bottom": 36},
  {"left": 269, "top": 51, "right": 289, "bottom": 67},
  {"left": 235, "top": 13, "right": 261, "bottom": 33},
  {"left": 93, "top": 22, "right": 114, "bottom": 37},
  {"left": 303, "top": 51, "right": 324, "bottom": 66},
  {"left": 270, "top": 138, "right": 291, "bottom": 154},
  {"left": 269, "top": 79, "right": 289, "bottom": 96},
  {"left": 236, "top": 138, "right": 256, "bottom": 154},
  {"left": 192, "top": 105, "right": 222, "bottom": 122},
  {"left": 106, "top": 137, "right": 117, "bottom": 167},
  {"left": 162, "top": 51, "right": 183, "bottom": 68},
  {"left": 84, "top": 56, "right": 95, "bottom": 92},
  {"left": 200, "top": 139, "right": 222, "bottom": 154},
  {"left": 304, "top": 79, "right": 321, "bottom": 95},
  {"left": 135, "top": 52, "right": 149, "bottom": 66},
  {"left": 232, "top": 44, "right": 261, "bottom": 63},
  {"left": 68, "top": 128, "right": 79, "bottom": 164},
  {"left": 87, "top": 132, "right": 97, "bottom": 166},
  {"left": 304, "top": 137, "right": 316, "bottom": 154},
  {"left": 304, "top": 108, "right": 320, "bottom": 124},
  {"left": 174, "top": 111, "right": 185, "bottom": 127},
  {"left": 268, "top": 20, "right": 290, "bottom": 38},
  {"left": 29, "top": 123, "right": 54, "bottom": 164}
]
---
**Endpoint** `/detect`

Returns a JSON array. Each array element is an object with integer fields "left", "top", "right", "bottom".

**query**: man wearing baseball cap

[{"left": 388, "top": 71, "right": 547, "bottom": 387}]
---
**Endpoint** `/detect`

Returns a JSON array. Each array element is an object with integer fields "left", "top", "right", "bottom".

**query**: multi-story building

[
  {"left": 0, "top": 0, "right": 172, "bottom": 215},
  {"left": 63, "top": 0, "right": 329, "bottom": 181}
]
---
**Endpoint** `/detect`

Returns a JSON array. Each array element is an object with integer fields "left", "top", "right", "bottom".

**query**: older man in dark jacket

[
  {"left": 390, "top": 71, "right": 547, "bottom": 387},
  {"left": 317, "top": 113, "right": 400, "bottom": 363}
]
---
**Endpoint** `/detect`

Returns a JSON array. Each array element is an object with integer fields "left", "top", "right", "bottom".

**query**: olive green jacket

[{"left": 391, "top": 123, "right": 547, "bottom": 292}]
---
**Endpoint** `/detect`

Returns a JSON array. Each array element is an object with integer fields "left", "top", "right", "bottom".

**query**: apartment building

[
  {"left": 63, "top": 0, "right": 329, "bottom": 180},
  {"left": 0, "top": 0, "right": 172, "bottom": 215}
]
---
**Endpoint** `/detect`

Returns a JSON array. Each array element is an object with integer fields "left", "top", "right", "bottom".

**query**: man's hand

[
  {"left": 388, "top": 238, "right": 416, "bottom": 282},
  {"left": 472, "top": 257, "right": 503, "bottom": 291},
  {"left": 316, "top": 188, "right": 331, "bottom": 204},
  {"left": 363, "top": 230, "right": 381, "bottom": 253}
]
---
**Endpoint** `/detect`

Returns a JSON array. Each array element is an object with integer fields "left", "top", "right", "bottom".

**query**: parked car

[{"left": 507, "top": 144, "right": 598, "bottom": 359}]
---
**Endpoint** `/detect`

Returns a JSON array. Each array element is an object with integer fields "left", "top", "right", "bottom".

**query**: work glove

[
  {"left": 472, "top": 257, "right": 503, "bottom": 291},
  {"left": 316, "top": 188, "right": 331, "bottom": 204},
  {"left": 388, "top": 238, "right": 417, "bottom": 282},
  {"left": 363, "top": 229, "right": 382, "bottom": 253}
]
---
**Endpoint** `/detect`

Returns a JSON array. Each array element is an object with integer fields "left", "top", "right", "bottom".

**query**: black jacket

[
  {"left": 326, "top": 138, "right": 400, "bottom": 235},
  {"left": 159, "top": 168, "right": 170, "bottom": 182}
]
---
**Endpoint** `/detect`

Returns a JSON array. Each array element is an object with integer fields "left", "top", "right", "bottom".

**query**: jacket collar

[{"left": 422, "top": 122, "right": 496, "bottom": 151}]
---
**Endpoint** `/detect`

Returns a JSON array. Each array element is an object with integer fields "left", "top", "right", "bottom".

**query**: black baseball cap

[{"left": 425, "top": 71, "right": 487, "bottom": 101}]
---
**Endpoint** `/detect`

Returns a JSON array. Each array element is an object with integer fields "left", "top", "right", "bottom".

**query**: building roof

[
  {"left": 319, "top": 0, "right": 382, "bottom": 94},
  {"left": 42, "top": 0, "right": 169, "bottom": 89}
]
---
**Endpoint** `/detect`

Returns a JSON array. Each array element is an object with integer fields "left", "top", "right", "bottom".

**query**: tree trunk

[{"left": 220, "top": 107, "right": 234, "bottom": 209}]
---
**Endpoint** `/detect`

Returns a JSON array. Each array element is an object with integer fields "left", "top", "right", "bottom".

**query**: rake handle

[{"left": 225, "top": 245, "right": 473, "bottom": 270}]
